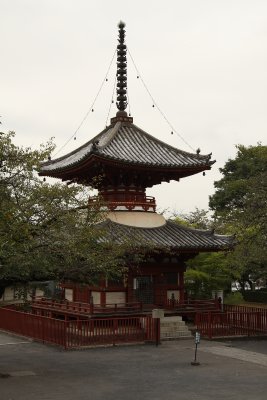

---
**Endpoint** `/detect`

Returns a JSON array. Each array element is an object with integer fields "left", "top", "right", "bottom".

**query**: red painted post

[
  {"left": 155, "top": 318, "right": 160, "bottom": 346},
  {"left": 195, "top": 313, "right": 199, "bottom": 332},
  {"left": 89, "top": 295, "right": 94, "bottom": 315},
  {"left": 112, "top": 319, "right": 115, "bottom": 345},
  {"left": 208, "top": 312, "right": 212, "bottom": 339},
  {"left": 64, "top": 321, "right": 67, "bottom": 350},
  {"left": 256, "top": 312, "right": 260, "bottom": 333}
]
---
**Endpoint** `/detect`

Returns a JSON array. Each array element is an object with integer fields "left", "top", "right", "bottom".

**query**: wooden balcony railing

[{"left": 88, "top": 195, "right": 156, "bottom": 212}]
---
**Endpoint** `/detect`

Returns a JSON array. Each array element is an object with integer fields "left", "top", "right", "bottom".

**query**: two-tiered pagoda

[{"left": 40, "top": 23, "right": 233, "bottom": 307}]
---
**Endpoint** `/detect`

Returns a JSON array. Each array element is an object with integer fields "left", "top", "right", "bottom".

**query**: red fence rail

[
  {"left": 65, "top": 316, "right": 157, "bottom": 348},
  {"left": 165, "top": 298, "right": 220, "bottom": 310},
  {"left": 0, "top": 307, "right": 67, "bottom": 347},
  {"left": 196, "top": 306, "right": 267, "bottom": 339},
  {"left": 0, "top": 306, "right": 157, "bottom": 349},
  {"left": 223, "top": 304, "right": 267, "bottom": 314},
  {"left": 31, "top": 299, "right": 143, "bottom": 317}
]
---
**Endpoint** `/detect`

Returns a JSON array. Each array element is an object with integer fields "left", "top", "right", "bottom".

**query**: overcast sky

[{"left": 1, "top": 0, "right": 267, "bottom": 215}]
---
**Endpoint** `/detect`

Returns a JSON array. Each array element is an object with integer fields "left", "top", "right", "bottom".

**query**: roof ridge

[
  {"left": 97, "top": 121, "right": 121, "bottom": 150},
  {"left": 167, "top": 220, "right": 235, "bottom": 239},
  {"left": 41, "top": 124, "right": 113, "bottom": 167},
  {"left": 130, "top": 122, "right": 214, "bottom": 162}
]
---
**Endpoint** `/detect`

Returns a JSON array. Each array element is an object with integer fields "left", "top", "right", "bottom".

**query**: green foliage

[
  {"left": 224, "top": 291, "right": 244, "bottom": 305},
  {"left": 209, "top": 144, "right": 267, "bottom": 289},
  {"left": 0, "top": 131, "right": 130, "bottom": 290},
  {"left": 185, "top": 251, "right": 233, "bottom": 298},
  {"left": 171, "top": 207, "right": 212, "bottom": 229},
  {"left": 172, "top": 208, "right": 232, "bottom": 297},
  {"left": 210, "top": 144, "right": 267, "bottom": 217},
  {"left": 171, "top": 145, "right": 267, "bottom": 299}
]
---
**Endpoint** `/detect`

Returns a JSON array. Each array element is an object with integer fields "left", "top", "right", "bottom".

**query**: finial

[{"left": 116, "top": 21, "right": 127, "bottom": 113}]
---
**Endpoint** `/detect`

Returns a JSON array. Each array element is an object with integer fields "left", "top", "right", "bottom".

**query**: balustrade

[{"left": 88, "top": 192, "right": 156, "bottom": 212}]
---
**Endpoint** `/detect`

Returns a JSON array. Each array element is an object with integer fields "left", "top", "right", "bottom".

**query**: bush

[
  {"left": 242, "top": 290, "right": 267, "bottom": 303},
  {"left": 224, "top": 292, "right": 244, "bottom": 305}
]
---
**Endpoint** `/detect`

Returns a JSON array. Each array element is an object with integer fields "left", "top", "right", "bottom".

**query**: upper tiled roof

[
  {"left": 40, "top": 120, "right": 214, "bottom": 174},
  {"left": 98, "top": 219, "right": 234, "bottom": 252}
]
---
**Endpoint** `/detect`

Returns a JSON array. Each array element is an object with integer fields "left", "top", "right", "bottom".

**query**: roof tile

[
  {"left": 40, "top": 121, "right": 214, "bottom": 173},
  {"left": 99, "top": 219, "right": 234, "bottom": 251}
]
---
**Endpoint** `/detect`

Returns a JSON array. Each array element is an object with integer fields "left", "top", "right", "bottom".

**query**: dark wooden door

[{"left": 135, "top": 276, "right": 154, "bottom": 304}]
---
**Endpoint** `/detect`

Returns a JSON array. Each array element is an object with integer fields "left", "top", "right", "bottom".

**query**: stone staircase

[{"left": 160, "top": 316, "right": 192, "bottom": 340}]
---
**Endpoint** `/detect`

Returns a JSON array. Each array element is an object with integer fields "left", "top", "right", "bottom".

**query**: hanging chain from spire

[
  {"left": 127, "top": 47, "right": 196, "bottom": 153},
  {"left": 116, "top": 21, "right": 127, "bottom": 112}
]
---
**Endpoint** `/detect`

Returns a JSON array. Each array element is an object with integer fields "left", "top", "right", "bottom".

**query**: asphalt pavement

[{"left": 1, "top": 331, "right": 267, "bottom": 400}]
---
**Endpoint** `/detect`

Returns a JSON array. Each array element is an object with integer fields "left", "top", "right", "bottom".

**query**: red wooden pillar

[
  {"left": 208, "top": 312, "right": 212, "bottom": 339},
  {"left": 100, "top": 291, "right": 106, "bottom": 307},
  {"left": 179, "top": 272, "right": 185, "bottom": 303}
]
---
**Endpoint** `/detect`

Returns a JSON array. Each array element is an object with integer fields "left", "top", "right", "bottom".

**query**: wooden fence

[
  {"left": 165, "top": 298, "right": 220, "bottom": 311},
  {"left": 196, "top": 305, "right": 267, "bottom": 339},
  {"left": 0, "top": 307, "right": 157, "bottom": 349},
  {"left": 31, "top": 298, "right": 143, "bottom": 317}
]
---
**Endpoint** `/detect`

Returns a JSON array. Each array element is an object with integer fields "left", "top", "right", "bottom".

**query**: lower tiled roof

[{"left": 99, "top": 219, "right": 234, "bottom": 252}]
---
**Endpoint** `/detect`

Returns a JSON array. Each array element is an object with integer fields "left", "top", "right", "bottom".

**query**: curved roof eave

[
  {"left": 96, "top": 219, "right": 235, "bottom": 252},
  {"left": 39, "top": 120, "right": 215, "bottom": 175}
]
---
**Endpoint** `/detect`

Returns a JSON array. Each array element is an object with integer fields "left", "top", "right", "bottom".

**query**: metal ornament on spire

[{"left": 116, "top": 21, "right": 127, "bottom": 113}]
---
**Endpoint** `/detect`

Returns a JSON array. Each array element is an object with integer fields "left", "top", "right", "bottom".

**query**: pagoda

[{"left": 39, "top": 22, "right": 233, "bottom": 306}]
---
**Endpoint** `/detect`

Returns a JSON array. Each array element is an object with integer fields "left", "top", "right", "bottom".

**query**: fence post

[
  {"left": 90, "top": 296, "right": 94, "bottom": 315},
  {"left": 112, "top": 318, "right": 116, "bottom": 346},
  {"left": 195, "top": 313, "right": 199, "bottom": 331},
  {"left": 64, "top": 321, "right": 67, "bottom": 350},
  {"left": 247, "top": 313, "right": 250, "bottom": 337},
  {"left": 42, "top": 316, "right": 45, "bottom": 344},
  {"left": 208, "top": 312, "right": 212, "bottom": 340},
  {"left": 155, "top": 318, "right": 160, "bottom": 346}
]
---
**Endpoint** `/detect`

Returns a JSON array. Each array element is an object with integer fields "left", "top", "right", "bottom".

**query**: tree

[
  {"left": 0, "top": 131, "right": 130, "bottom": 293},
  {"left": 185, "top": 252, "right": 234, "bottom": 299},
  {"left": 171, "top": 207, "right": 212, "bottom": 230},
  {"left": 209, "top": 144, "right": 267, "bottom": 218},
  {"left": 172, "top": 208, "right": 233, "bottom": 298},
  {"left": 209, "top": 144, "right": 267, "bottom": 290}
]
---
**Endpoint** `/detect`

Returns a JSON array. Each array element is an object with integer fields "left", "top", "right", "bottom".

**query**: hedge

[{"left": 242, "top": 290, "right": 267, "bottom": 303}]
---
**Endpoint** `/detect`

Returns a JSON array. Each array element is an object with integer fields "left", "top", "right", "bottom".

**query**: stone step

[
  {"left": 161, "top": 326, "right": 190, "bottom": 332},
  {"left": 162, "top": 316, "right": 183, "bottom": 322},
  {"left": 161, "top": 331, "right": 192, "bottom": 338},
  {"left": 160, "top": 315, "right": 192, "bottom": 339},
  {"left": 161, "top": 322, "right": 186, "bottom": 328}
]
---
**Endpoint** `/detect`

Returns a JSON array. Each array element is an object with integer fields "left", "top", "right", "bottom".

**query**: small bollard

[{"left": 191, "top": 331, "right": 200, "bottom": 366}]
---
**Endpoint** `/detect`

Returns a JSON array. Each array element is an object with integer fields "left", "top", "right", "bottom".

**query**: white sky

[{"left": 1, "top": 0, "right": 267, "bottom": 215}]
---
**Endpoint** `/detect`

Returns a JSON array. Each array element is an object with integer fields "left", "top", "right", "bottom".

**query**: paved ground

[{"left": 1, "top": 331, "right": 267, "bottom": 400}]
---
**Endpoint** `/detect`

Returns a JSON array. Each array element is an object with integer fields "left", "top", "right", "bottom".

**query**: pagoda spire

[{"left": 116, "top": 21, "right": 127, "bottom": 113}]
